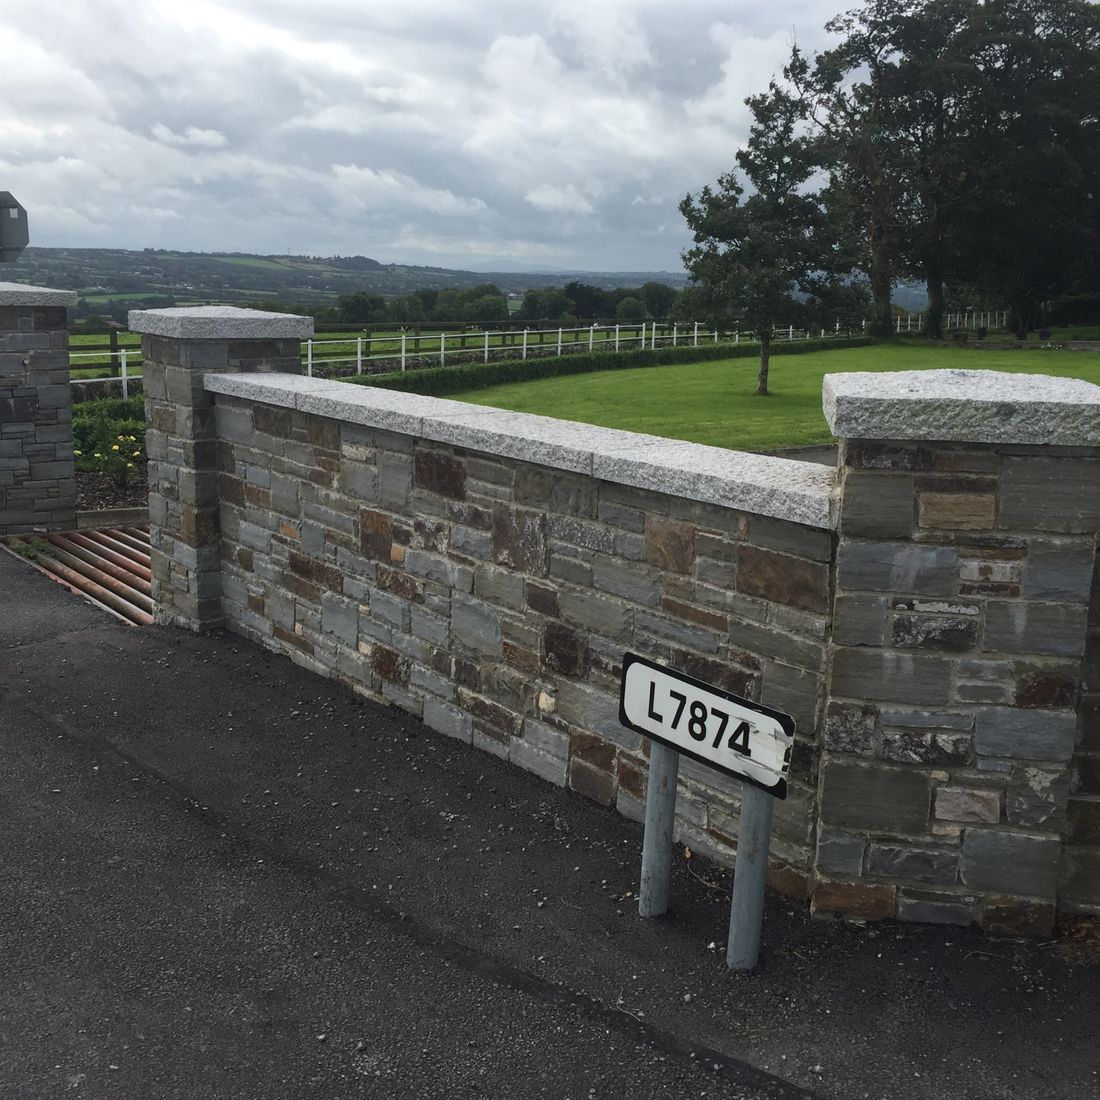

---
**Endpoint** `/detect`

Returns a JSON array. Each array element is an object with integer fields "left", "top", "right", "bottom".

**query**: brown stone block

[
  {"left": 415, "top": 449, "right": 466, "bottom": 499},
  {"left": 458, "top": 689, "right": 521, "bottom": 736},
  {"left": 247, "top": 594, "right": 264, "bottom": 615},
  {"left": 668, "top": 648, "right": 754, "bottom": 696},
  {"left": 980, "top": 895, "right": 1055, "bottom": 937},
  {"left": 919, "top": 493, "right": 996, "bottom": 530},
  {"left": 1013, "top": 663, "right": 1078, "bottom": 708},
  {"left": 645, "top": 516, "right": 694, "bottom": 573},
  {"left": 737, "top": 544, "right": 829, "bottom": 614},
  {"left": 180, "top": 505, "right": 220, "bottom": 546},
  {"left": 526, "top": 582, "right": 560, "bottom": 618},
  {"left": 661, "top": 596, "right": 727, "bottom": 632},
  {"left": 254, "top": 405, "right": 292, "bottom": 437},
  {"left": 243, "top": 484, "right": 270, "bottom": 508},
  {"left": 372, "top": 644, "right": 410, "bottom": 685},
  {"left": 543, "top": 621, "right": 589, "bottom": 678},
  {"left": 273, "top": 624, "right": 314, "bottom": 655},
  {"left": 767, "top": 863, "right": 810, "bottom": 901},
  {"left": 377, "top": 564, "right": 424, "bottom": 603},
  {"left": 811, "top": 880, "right": 897, "bottom": 920},
  {"left": 617, "top": 757, "right": 645, "bottom": 800},
  {"left": 492, "top": 507, "right": 547, "bottom": 575},
  {"left": 308, "top": 418, "right": 340, "bottom": 451},
  {"left": 569, "top": 759, "right": 616, "bottom": 806},
  {"left": 360, "top": 508, "right": 393, "bottom": 560},
  {"left": 237, "top": 548, "right": 254, "bottom": 572},
  {"left": 503, "top": 641, "right": 540, "bottom": 673},
  {"left": 570, "top": 731, "right": 616, "bottom": 771}
]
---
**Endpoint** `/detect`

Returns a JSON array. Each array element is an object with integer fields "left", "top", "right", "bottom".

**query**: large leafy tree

[{"left": 680, "top": 81, "right": 830, "bottom": 395}]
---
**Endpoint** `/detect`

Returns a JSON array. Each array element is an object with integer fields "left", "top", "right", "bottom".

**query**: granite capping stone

[
  {"left": 130, "top": 306, "right": 314, "bottom": 340},
  {"left": 0, "top": 282, "right": 77, "bottom": 308},
  {"left": 824, "top": 369, "right": 1100, "bottom": 447},
  {"left": 202, "top": 373, "right": 838, "bottom": 529}
]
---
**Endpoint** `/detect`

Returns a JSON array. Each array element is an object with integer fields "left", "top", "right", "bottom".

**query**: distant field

[{"left": 447, "top": 343, "right": 1100, "bottom": 451}]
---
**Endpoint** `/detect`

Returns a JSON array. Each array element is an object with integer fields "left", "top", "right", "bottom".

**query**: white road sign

[{"left": 619, "top": 652, "right": 795, "bottom": 798}]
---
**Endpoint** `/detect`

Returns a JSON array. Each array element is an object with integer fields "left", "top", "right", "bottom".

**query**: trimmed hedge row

[{"left": 346, "top": 336, "right": 874, "bottom": 396}]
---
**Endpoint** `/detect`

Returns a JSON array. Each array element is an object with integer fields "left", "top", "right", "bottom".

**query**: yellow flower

[
  {"left": 111, "top": 444, "right": 119, "bottom": 452},
  {"left": 128, "top": 435, "right": 136, "bottom": 442},
  {"left": 73, "top": 449, "right": 81, "bottom": 456},
  {"left": 126, "top": 462, "right": 135, "bottom": 469},
  {"left": 94, "top": 452, "right": 102, "bottom": 458},
  {"left": 132, "top": 451, "right": 140, "bottom": 457}
]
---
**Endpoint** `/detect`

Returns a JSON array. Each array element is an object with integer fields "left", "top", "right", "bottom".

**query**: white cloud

[{"left": 1, "top": 0, "right": 841, "bottom": 269}]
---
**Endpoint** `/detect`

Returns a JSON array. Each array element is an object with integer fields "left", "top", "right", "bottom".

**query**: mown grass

[{"left": 447, "top": 343, "right": 1100, "bottom": 451}]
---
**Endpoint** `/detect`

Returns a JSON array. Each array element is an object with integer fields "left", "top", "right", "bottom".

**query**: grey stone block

[
  {"left": 321, "top": 592, "right": 359, "bottom": 646},
  {"left": 837, "top": 541, "right": 957, "bottom": 596},
  {"left": 960, "top": 830, "right": 1060, "bottom": 897},
  {"left": 561, "top": 589, "right": 631, "bottom": 640},
  {"left": 370, "top": 589, "right": 410, "bottom": 630},
  {"left": 214, "top": 404, "right": 254, "bottom": 443},
  {"left": 1005, "top": 764, "right": 1070, "bottom": 828},
  {"left": 474, "top": 563, "right": 525, "bottom": 609},
  {"left": 727, "top": 619, "right": 824, "bottom": 671},
  {"left": 982, "top": 601, "right": 1088, "bottom": 657},
  {"left": 974, "top": 707, "right": 1076, "bottom": 761},
  {"left": 554, "top": 680, "right": 640, "bottom": 751},
  {"left": 405, "top": 548, "right": 474, "bottom": 593},
  {"left": 896, "top": 891, "right": 979, "bottom": 926},
  {"left": 548, "top": 515, "right": 615, "bottom": 553},
  {"left": 592, "top": 556, "right": 661, "bottom": 607},
  {"left": 451, "top": 594, "right": 502, "bottom": 656},
  {"left": 410, "top": 663, "right": 454, "bottom": 700},
  {"left": 830, "top": 648, "right": 952, "bottom": 705},
  {"left": 840, "top": 469, "right": 915, "bottom": 538},
  {"left": 820, "top": 760, "right": 930, "bottom": 833},
  {"left": 816, "top": 830, "right": 865, "bottom": 875},
  {"left": 635, "top": 609, "right": 721, "bottom": 653},
  {"left": 833, "top": 594, "right": 887, "bottom": 646},
  {"left": 1059, "top": 846, "right": 1100, "bottom": 903},
  {"left": 411, "top": 605, "right": 450, "bottom": 647},
  {"left": 1000, "top": 456, "right": 1100, "bottom": 533},
  {"left": 867, "top": 844, "right": 958, "bottom": 885},
  {"left": 451, "top": 525, "right": 492, "bottom": 560},
  {"left": 509, "top": 739, "right": 568, "bottom": 787},
  {"left": 521, "top": 718, "right": 570, "bottom": 759},
  {"left": 422, "top": 698, "right": 473, "bottom": 744},
  {"left": 1024, "top": 538, "right": 1096, "bottom": 602}
]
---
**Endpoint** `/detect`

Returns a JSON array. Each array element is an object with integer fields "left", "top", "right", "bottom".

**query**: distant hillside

[{"left": 7, "top": 247, "right": 688, "bottom": 319}]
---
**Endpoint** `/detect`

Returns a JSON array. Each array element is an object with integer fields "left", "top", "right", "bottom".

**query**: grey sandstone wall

[
  {"left": 0, "top": 284, "right": 77, "bottom": 535},
  {"left": 130, "top": 309, "right": 1100, "bottom": 935}
]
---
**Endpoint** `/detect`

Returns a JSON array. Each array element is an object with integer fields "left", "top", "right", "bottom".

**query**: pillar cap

[
  {"left": 0, "top": 281, "right": 77, "bottom": 307},
  {"left": 128, "top": 305, "right": 313, "bottom": 340},
  {"left": 824, "top": 369, "right": 1100, "bottom": 447}
]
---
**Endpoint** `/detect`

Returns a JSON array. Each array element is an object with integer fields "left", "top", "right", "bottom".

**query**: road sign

[
  {"left": 619, "top": 652, "right": 794, "bottom": 798},
  {"left": 0, "top": 192, "right": 29, "bottom": 263}
]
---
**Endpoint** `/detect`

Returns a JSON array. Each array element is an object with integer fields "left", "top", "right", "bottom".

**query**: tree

[
  {"left": 639, "top": 281, "right": 678, "bottom": 319},
  {"left": 615, "top": 296, "right": 647, "bottom": 321},
  {"left": 338, "top": 291, "right": 386, "bottom": 324},
  {"left": 563, "top": 281, "right": 610, "bottom": 318},
  {"left": 681, "top": 80, "right": 829, "bottom": 395}
]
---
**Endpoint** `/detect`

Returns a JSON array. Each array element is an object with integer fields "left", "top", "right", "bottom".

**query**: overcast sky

[{"left": 3, "top": 0, "right": 842, "bottom": 272}]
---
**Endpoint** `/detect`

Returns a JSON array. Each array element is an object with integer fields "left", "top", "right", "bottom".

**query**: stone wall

[
  {"left": 0, "top": 283, "right": 77, "bottom": 535},
  {"left": 130, "top": 307, "right": 1100, "bottom": 934}
]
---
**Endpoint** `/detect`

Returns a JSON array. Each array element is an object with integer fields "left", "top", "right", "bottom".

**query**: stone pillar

[
  {"left": 128, "top": 307, "right": 312, "bottom": 631},
  {"left": 815, "top": 369, "right": 1100, "bottom": 934},
  {"left": 0, "top": 282, "right": 77, "bottom": 535}
]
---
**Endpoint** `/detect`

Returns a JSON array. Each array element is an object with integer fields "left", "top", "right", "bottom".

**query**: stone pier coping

[
  {"left": 204, "top": 372, "right": 839, "bottom": 529},
  {"left": 0, "top": 281, "right": 77, "bottom": 307},
  {"left": 824, "top": 368, "right": 1100, "bottom": 447},
  {"left": 129, "top": 305, "right": 314, "bottom": 340}
]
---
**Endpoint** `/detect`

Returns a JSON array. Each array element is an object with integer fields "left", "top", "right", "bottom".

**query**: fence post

[
  {"left": 522, "top": 329, "right": 528, "bottom": 360},
  {"left": 440, "top": 333, "right": 446, "bottom": 368},
  {"left": 693, "top": 321, "right": 699, "bottom": 347},
  {"left": 589, "top": 324, "right": 595, "bottom": 352},
  {"left": 788, "top": 323, "right": 794, "bottom": 341},
  {"left": 672, "top": 323, "right": 677, "bottom": 347},
  {"left": 557, "top": 327, "right": 562, "bottom": 357},
  {"left": 306, "top": 339, "right": 313, "bottom": 377},
  {"left": 651, "top": 322, "right": 657, "bottom": 351},
  {"left": 356, "top": 336, "right": 362, "bottom": 374},
  {"left": 614, "top": 324, "right": 620, "bottom": 352},
  {"left": 734, "top": 330, "right": 739, "bottom": 345},
  {"left": 400, "top": 332, "right": 407, "bottom": 373},
  {"left": 120, "top": 349, "right": 129, "bottom": 399}
]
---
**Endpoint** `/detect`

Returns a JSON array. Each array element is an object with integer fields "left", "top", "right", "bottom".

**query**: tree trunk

[
  {"left": 756, "top": 334, "right": 770, "bottom": 396},
  {"left": 925, "top": 264, "right": 944, "bottom": 340},
  {"left": 869, "top": 215, "right": 893, "bottom": 337}
]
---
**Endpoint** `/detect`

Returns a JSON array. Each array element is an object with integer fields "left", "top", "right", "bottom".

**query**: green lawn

[{"left": 447, "top": 344, "right": 1100, "bottom": 451}]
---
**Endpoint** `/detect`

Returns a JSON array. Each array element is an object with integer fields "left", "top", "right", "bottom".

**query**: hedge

[{"left": 346, "top": 337, "right": 873, "bottom": 397}]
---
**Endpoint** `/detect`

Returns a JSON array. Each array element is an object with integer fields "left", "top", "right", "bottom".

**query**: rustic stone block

[
  {"left": 360, "top": 508, "right": 393, "bottom": 560},
  {"left": 1013, "top": 662, "right": 1077, "bottom": 708},
  {"left": 823, "top": 702, "right": 877, "bottom": 755},
  {"left": 830, "top": 648, "right": 952, "bottom": 705},
  {"left": 543, "top": 622, "right": 589, "bottom": 678},
  {"left": 918, "top": 492, "right": 995, "bottom": 530},
  {"left": 592, "top": 556, "right": 660, "bottom": 606},
  {"left": 1059, "top": 847, "right": 1100, "bottom": 904},
  {"left": 833, "top": 594, "right": 887, "bottom": 647},
  {"left": 1005, "top": 764, "right": 1070, "bottom": 828},
  {"left": 811, "top": 880, "right": 897, "bottom": 920},
  {"left": 999, "top": 456, "right": 1100, "bottom": 533},
  {"left": 935, "top": 786, "right": 1001, "bottom": 824},
  {"left": 569, "top": 758, "right": 617, "bottom": 806},
  {"left": 867, "top": 844, "right": 958, "bottom": 885},
  {"left": 644, "top": 516, "right": 694, "bottom": 572},
  {"left": 897, "top": 888, "right": 979, "bottom": 926},
  {"left": 492, "top": 507, "right": 547, "bottom": 575},
  {"left": 819, "top": 760, "right": 930, "bottom": 832},
  {"left": 414, "top": 448, "right": 466, "bottom": 499},
  {"left": 451, "top": 594, "right": 502, "bottom": 656},
  {"left": 660, "top": 597, "right": 727, "bottom": 633},
  {"left": 1023, "top": 538, "right": 1096, "bottom": 601},
  {"left": 980, "top": 895, "right": 1055, "bottom": 937},
  {"left": 816, "top": 830, "right": 865, "bottom": 875},
  {"left": 525, "top": 582, "right": 560, "bottom": 618},
  {"left": 737, "top": 544, "right": 829, "bottom": 614},
  {"left": 880, "top": 729, "right": 971, "bottom": 766},
  {"left": 891, "top": 612, "right": 978, "bottom": 652}
]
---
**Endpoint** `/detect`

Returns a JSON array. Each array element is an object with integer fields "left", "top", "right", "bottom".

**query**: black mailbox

[{"left": 0, "top": 192, "right": 29, "bottom": 262}]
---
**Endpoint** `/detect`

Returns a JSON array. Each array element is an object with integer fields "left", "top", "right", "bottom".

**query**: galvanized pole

[
  {"left": 726, "top": 782, "right": 774, "bottom": 971},
  {"left": 400, "top": 333, "right": 406, "bottom": 372},
  {"left": 356, "top": 336, "right": 362, "bottom": 374},
  {"left": 638, "top": 741, "right": 680, "bottom": 918},
  {"left": 120, "top": 349, "right": 128, "bottom": 399},
  {"left": 614, "top": 324, "right": 620, "bottom": 352}
]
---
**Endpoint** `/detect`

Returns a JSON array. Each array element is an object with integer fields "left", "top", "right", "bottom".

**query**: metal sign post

[{"left": 619, "top": 652, "right": 794, "bottom": 972}]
